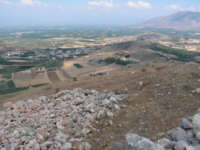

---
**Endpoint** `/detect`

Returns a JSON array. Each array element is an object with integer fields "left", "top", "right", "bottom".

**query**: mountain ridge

[{"left": 139, "top": 11, "right": 200, "bottom": 31}]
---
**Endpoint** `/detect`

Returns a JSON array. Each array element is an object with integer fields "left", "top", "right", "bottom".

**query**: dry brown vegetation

[{"left": 1, "top": 40, "right": 200, "bottom": 149}]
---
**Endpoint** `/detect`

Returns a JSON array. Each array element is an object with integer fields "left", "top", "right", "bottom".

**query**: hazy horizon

[{"left": 0, "top": 0, "right": 200, "bottom": 27}]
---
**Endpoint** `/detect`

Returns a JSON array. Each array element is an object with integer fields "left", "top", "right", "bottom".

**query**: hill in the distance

[{"left": 139, "top": 11, "right": 200, "bottom": 31}]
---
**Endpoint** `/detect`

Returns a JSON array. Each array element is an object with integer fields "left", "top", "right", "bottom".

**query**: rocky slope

[
  {"left": 0, "top": 88, "right": 128, "bottom": 150},
  {"left": 2, "top": 62, "right": 200, "bottom": 150},
  {"left": 126, "top": 108, "right": 200, "bottom": 150}
]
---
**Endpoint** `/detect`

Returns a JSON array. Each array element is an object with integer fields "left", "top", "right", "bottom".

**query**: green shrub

[
  {"left": 2, "top": 73, "right": 12, "bottom": 79},
  {"left": 7, "top": 80, "right": 16, "bottom": 88},
  {"left": 125, "top": 54, "right": 131, "bottom": 58},
  {"left": 74, "top": 63, "right": 83, "bottom": 68},
  {"left": 98, "top": 59, "right": 104, "bottom": 64},
  {"left": 115, "top": 58, "right": 133, "bottom": 65},
  {"left": 32, "top": 83, "right": 48, "bottom": 88},
  {"left": 55, "top": 88, "right": 60, "bottom": 93},
  {"left": 104, "top": 57, "right": 116, "bottom": 64},
  {"left": 73, "top": 77, "right": 77, "bottom": 81},
  {"left": 141, "top": 68, "right": 147, "bottom": 72},
  {"left": 0, "top": 87, "right": 28, "bottom": 95},
  {"left": 0, "top": 80, "right": 28, "bottom": 95},
  {"left": 103, "top": 57, "right": 134, "bottom": 66}
]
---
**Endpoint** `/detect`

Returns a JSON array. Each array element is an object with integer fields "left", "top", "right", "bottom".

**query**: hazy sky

[{"left": 0, "top": 0, "right": 200, "bottom": 27}]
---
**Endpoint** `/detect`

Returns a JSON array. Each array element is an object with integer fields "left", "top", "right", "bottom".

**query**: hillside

[
  {"left": 140, "top": 11, "right": 200, "bottom": 31},
  {"left": 1, "top": 39, "right": 200, "bottom": 149}
]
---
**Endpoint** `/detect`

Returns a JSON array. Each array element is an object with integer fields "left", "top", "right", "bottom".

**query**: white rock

[
  {"left": 174, "top": 141, "right": 189, "bottom": 150},
  {"left": 55, "top": 131, "right": 69, "bottom": 143},
  {"left": 62, "top": 142, "right": 72, "bottom": 150},
  {"left": 107, "top": 111, "right": 114, "bottom": 118},
  {"left": 139, "top": 81, "right": 144, "bottom": 86},
  {"left": 193, "top": 114, "right": 200, "bottom": 133},
  {"left": 126, "top": 133, "right": 164, "bottom": 150}
]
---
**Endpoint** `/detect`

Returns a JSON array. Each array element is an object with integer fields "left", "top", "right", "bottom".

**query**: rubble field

[{"left": 0, "top": 89, "right": 128, "bottom": 150}]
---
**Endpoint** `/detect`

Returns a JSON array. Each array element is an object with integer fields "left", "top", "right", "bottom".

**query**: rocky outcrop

[
  {"left": 0, "top": 88, "right": 128, "bottom": 150},
  {"left": 126, "top": 133, "right": 164, "bottom": 150},
  {"left": 126, "top": 109, "right": 200, "bottom": 150}
]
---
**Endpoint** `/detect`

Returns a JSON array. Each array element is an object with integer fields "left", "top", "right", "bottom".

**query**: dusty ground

[
  {"left": 86, "top": 63, "right": 200, "bottom": 150},
  {"left": 1, "top": 61, "right": 200, "bottom": 150},
  {"left": 1, "top": 41, "right": 200, "bottom": 149}
]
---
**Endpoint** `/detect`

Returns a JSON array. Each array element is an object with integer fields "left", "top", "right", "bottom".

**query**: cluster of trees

[
  {"left": 0, "top": 80, "right": 28, "bottom": 95},
  {"left": 102, "top": 57, "right": 134, "bottom": 66},
  {"left": 151, "top": 43, "right": 200, "bottom": 62}
]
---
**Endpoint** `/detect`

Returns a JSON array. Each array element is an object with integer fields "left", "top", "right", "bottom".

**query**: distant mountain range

[{"left": 139, "top": 11, "right": 200, "bottom": 31}]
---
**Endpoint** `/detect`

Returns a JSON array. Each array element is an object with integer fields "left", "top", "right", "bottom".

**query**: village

[
  {"left": 3, "top": 46, "right": 98, "bottom": 61},
  {"left": 0, "top": 45, "right": 103, "bottom": 95}
]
